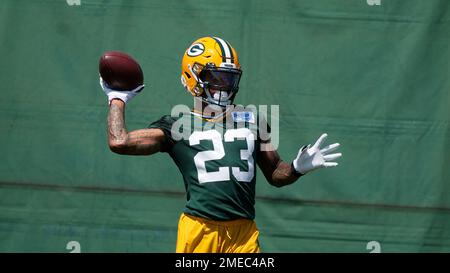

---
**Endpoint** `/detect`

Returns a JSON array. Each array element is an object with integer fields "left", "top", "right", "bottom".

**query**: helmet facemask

[{"left": 198, "top": 64, "right": 242, "bottom": 107}]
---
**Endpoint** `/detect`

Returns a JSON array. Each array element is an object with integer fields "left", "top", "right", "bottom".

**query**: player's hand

[
  {"left": 292, "top": 133, "right": 342, "bottom": 175},
  {"left": 99, "top": 77, "right": 144, "bottom": 105}
]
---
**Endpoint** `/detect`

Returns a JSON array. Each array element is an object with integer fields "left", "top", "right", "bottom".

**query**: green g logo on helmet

[{"left": 187, "top": 43, "right": 205, "bottom": 57}]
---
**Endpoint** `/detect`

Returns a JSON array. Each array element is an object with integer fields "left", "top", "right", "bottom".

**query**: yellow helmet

[{"left": 181, "top": 36, "right": 242, "bottom": 107}]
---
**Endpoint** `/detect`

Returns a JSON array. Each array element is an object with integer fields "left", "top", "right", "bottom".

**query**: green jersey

[{"left": 149, "top": 110, "right": 270, "bottom": 220}]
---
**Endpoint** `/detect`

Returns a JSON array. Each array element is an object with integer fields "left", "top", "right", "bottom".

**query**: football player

[{"left": 100, "top": 36, "right": 342, "bottom": 253}]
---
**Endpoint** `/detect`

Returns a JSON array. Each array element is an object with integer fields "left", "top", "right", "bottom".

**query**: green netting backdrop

[{"left": 0, "top": 0, "right": 449, "bottom": 252}]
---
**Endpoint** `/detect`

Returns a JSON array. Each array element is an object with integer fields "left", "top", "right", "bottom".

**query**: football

[{"left": 99, "top": 51, "right": 144, "bottom": 91}]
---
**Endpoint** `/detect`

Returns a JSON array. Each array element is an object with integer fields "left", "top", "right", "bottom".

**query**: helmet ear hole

[
  {"left": 193, "top": 63, "right": 203, "bottom": 74},
  {"left": 184, "top": 72, "right": 191, "bottom": 79}
]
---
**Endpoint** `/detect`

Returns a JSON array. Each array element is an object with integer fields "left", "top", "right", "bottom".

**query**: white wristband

[{"left": 99, "top": 77, "right": 144, "bottom": 105}]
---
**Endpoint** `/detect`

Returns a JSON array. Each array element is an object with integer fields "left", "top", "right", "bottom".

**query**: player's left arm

[
  {"left": 257, "top": 147, "right": 299, "bottom": 187},
  {"left": 257, "top": 133, "right": 342, "bottom": 188}
]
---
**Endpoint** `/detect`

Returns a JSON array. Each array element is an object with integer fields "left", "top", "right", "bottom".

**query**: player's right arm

[
  {"left": 108, "top": 99, "right": 165, "bottom": 155},
  {"left": 99, "top": 76, "right": 166, "bottom": 155}
]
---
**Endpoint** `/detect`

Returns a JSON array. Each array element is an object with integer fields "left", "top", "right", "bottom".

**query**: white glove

[
  {"left": 293, "top": 133, "right": 342, "bottom": 175},
  {"left": 99, "top": 77, "right": 144, "bottom": 105}
]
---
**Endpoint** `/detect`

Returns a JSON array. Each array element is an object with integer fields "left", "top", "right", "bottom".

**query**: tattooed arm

[
  {"left": 257, "top": 143, "right": 302, "bottom": 188},
  {"left": 108, "top": 99, "right": 165, "bottom": 155}
]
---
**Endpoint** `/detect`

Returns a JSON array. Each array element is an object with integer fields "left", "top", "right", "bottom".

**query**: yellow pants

[{"left": 176, "top": 213, "right": 261, "bottom": 253}]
